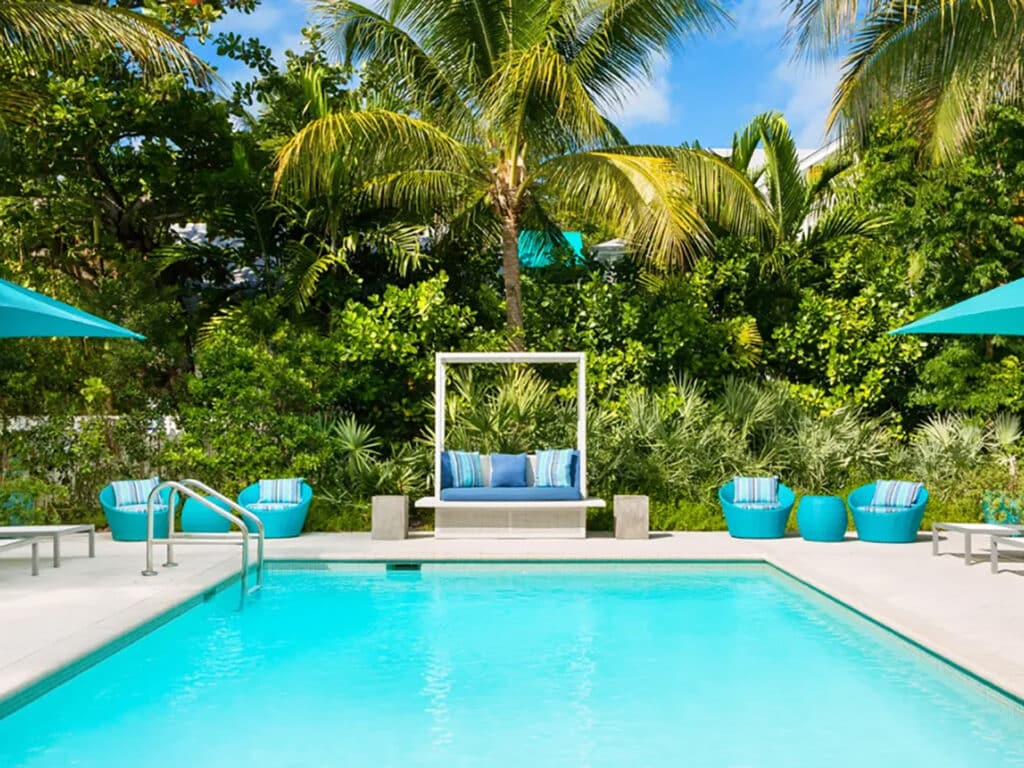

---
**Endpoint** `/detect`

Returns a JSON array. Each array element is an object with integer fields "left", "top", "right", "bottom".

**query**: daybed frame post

[
  {"left": 434, "top": 354, "right": 446, "bottom": 499},
  {"left": 577, "top": 353, "right": 587, "bottom": 498}
]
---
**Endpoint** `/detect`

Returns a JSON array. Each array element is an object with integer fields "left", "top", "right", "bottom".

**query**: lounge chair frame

[
  {"left": 932, "top": 522, "right": 1024, "bottom": 565},
  {"left": 0, "top": 525, "right": 95, "bottom": 573}
]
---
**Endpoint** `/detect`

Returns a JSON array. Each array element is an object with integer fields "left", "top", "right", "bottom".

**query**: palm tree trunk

[{"left": 500, "top": 213, "right": 525, "bottom": 350}]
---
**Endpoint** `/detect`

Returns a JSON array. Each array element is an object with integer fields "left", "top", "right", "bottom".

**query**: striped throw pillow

[
  {"left": 733, "top": 476, "right": 779, "bottom": 504},
  {"left": 444, "top": 451, "right": 484, "bottom": 488},
  {"left": 111, "top": 477, "right": 160, "bottom": 508},
  {"left": 258, "top": 478, "right": 304, "bottom": 504},
  {"left": 536, "top": 449, "right": 575, "bottom": 488},
  {"left": 870, "top": 480, "right": 921, "bottom": 508}
]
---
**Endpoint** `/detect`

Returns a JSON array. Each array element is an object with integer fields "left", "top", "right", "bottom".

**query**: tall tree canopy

[{"left": 273, "top": 0, "right": 766, "bottom": 346}]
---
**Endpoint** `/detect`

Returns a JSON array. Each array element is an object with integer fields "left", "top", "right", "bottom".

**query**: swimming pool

[{"left": 2, "top": 563, "right": 1022, "bottom": 767}]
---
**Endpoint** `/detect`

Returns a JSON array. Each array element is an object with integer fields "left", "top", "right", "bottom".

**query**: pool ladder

[{"left": 142, "top": 479, "right": 265, "bottom": 609}]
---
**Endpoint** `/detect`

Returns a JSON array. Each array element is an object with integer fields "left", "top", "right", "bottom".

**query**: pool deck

[{"left": 1, "top": 530, "right": 1022, "bottom": 710}]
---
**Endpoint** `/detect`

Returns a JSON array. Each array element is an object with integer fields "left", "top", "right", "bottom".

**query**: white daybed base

[{"left": 415, "top": 497, "right": 606, "bottom": 539}]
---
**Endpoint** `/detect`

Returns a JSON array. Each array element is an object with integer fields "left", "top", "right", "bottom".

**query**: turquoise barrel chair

[
  {"left": 848, "top": 483, "right": 929, "bottom": 543},
  {"left": 98, "top": 484, "right": 171, "bottom": 542},
  {"left": 237, "top": 481, "right": 313, "bottom": 538},
  {"left": 181, "top": 495, "right": 233, "bottom": 533},
  {"left": 718, "top": 481, "right": 796, "bottom": 539}
]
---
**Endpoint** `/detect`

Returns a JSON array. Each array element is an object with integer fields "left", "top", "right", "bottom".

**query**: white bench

[
  {"left": 0, "top": 538, "right": 41, "bottom": 575},
  {"left": 0, "top": 524, "right": 96, "bottom": 568}
]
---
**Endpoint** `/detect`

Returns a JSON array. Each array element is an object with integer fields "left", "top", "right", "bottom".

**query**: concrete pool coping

[{"left": 1, "top": 530, "right": 1022, "bottom": 712}]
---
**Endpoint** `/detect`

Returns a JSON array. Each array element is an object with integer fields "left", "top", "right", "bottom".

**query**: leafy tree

[{"left": 273, "top": 0, "right": 765, "bottom": 345}]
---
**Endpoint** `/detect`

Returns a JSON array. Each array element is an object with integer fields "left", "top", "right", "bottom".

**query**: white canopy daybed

[{"left": 414, "top": 352, "right": 605, "bottom": 538}]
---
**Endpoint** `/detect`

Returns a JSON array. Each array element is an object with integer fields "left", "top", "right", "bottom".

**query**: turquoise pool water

[{"left": 2, "top": 563, "right": 1023, "bottom": 767}]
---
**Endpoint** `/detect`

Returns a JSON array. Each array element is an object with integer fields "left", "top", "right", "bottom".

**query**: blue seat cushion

[{"left": 440, "top": 486, "right": 583, "bottom": 502}]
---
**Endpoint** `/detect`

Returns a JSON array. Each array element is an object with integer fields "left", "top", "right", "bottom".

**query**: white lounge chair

[
  {"left": 0, "top": 538, "right": 41, "bottom": 575},
  {"left": 0, "top": 524, "right": 95, "bottom": 568},
  {"left": 932, "top": 522, "right": 1024, "bottom": 565}
]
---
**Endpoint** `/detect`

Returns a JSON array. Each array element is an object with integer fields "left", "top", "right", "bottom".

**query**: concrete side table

[
  {"left": 372, "top": 495, "right": 409, "bottom": 540},
  {"left": 614, "top": 495, "right": 649, "bottom": 539}
]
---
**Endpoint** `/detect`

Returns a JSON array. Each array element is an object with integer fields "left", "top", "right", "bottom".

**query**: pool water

[{"left": 2, "top": 564, "right": 1022, "bottom": 767}]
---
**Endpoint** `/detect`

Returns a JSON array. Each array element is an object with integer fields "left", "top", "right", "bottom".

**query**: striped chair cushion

[
  {"left": 249, "top": 502, "right": 296, "bottom": 511},
  {"left": 111, "top": 477, "right": 160, "bottom": 507},
  {"left": 869, "top": 480, "right": 922, "bottom": 508},
  {"left": 736, "top": 502, "right": 778, "bottom": 510},
  {"left": 444, "top": 451, "right": 484, "bottom": 488},
  {"left": 535, "top": 449, "right": 574, "bottom": 488},
  {"left": 258, "top": 478, "right": 304, "bottom": 504},
  {"left": 733, "top": 476, "right": 779, "bottom": 504}
]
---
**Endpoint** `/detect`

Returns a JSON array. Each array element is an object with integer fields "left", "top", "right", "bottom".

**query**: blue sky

[{"left": 202, "top": 0, "right": 840, "bottom": 149}]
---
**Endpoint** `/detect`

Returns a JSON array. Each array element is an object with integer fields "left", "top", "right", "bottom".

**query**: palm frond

[
  {"left": 566, "top": 0, "right": 730, "bottom": 105},
  {"left": 0, "top": 3, "right": 212, "bottom": 85},
  {"left": 830, "top": 0, "right": 1024, "bottom": 161},
  {"left": 483, "top": 42, "right": 617, "bottom": 153},
  {"left": 312, "top": 0, "right": 475, "bottom": 132},
  {"left": 273, "top": 109, "right": 474, "bottom": 198},
  {"left": 538, "top": 148, "right": 710, "bottom": 269},
  {"left": 783, "top": 0, "right": 863, "bottom": 61},
  {"left": 674, "top": 146, "right": 773, "bottom": 241},
  {"left": 800, "top": 207, "right": 889, "bottom": 253}
]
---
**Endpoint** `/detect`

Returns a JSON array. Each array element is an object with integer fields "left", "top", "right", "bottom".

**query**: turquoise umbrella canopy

[
  {"left": 0, "top": 278, "right": 144, "bottom": 339},
  {"left": 891, "top": 277, "right": 1024, "bottom": 336}
]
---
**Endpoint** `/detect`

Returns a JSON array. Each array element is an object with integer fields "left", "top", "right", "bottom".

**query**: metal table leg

[
  {"left": 88, "top": 526, "right": 95, "bottom": 557},
  {"left": 991, "top": 538, "right": 999, "bottom": 574},
  {"left": 53, "top": 534, "right": 61, "bottom": 568},
  {"left": 964, "top": 532, "right": 973, "bottom": 565},
  {"left": 31, "top": 541, "right": 39, "bottom": 576}
]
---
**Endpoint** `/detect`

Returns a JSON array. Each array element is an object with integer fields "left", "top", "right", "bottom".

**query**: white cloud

[
  {"left": 773, "top": 59, "right": 842, "bottom": 146},
  {"left": 603, "top": 56, "right": 673, "bottom": 128}
]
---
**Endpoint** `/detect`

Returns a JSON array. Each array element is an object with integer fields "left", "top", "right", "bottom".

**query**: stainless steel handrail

[
  {"left": 179, "top": 478, "right": 265, "bottom": 588},
  {"left": 142, "top": 480, "right": 263, "bottom": 609}
]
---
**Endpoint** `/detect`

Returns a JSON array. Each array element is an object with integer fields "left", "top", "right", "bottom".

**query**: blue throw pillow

[
  {"left": 491, "top": 453, "right": 528, "bottom": 487},
  {"left": 444, "top": 450, "right": 484, "bottom": 488},
  {"left": 870, "top": 480, "right": 922, "bottom": 508},
  {"left": 733, "top": 476, "right": 779, "bottom": 504},
  {"left": 536, "top": 449, "right": 575, "bottom": 488}
]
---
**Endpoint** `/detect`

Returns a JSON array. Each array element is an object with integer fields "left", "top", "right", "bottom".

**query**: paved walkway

[{"left": 0, "top": 530, "right": 1021, "bottom": 710}]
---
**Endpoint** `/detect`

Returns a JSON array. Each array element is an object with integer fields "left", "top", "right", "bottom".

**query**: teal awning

[
  {"left": 518, "top": 231, "right": 585, "bottom": 268},
  {"left": 0, "top": 278, "right": 144, "bottom": 339},
  {"left": 891, "top": 277, "right": 1024, "bottom": 336}
]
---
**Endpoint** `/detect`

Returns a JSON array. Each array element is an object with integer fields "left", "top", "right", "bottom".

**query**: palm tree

[
  {"left": 0, "top": 2, "right": 211, "bottom": 89},
  {"left": 785, "top": 0, "right": 1022, "bottom": 162},
  {"left": 274, "top": 0, "right": 765, "bottom": 347},
  {"left": 695, "top": 112, "right": 883, "bottom": 259}
]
